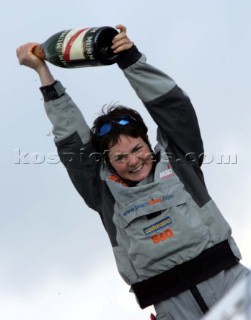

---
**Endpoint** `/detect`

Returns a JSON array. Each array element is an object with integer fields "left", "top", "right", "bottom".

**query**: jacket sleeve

[
  {"left": 119, "top": 51, "right": 204, "bottom": 166},
  {"left": 42, "top": 81, "right": 102, "bottom": 212}
]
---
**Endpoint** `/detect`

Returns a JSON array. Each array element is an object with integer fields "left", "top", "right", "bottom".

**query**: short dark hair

[{"left": 91, "top": 104, "right": 151, "bottom": 160}]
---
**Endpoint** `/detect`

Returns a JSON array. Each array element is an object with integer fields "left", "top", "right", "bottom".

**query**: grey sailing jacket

[{"left": 43, "top": 48, "right": 241, "bottom": 308}]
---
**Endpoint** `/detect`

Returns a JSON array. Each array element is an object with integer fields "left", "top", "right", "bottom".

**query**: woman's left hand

[{"left": 111, "top": 24, "right": 134, "bottom": 53}]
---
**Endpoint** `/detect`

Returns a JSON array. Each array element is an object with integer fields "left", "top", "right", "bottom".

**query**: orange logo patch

[
  {"left": 109, "top": 174, "right": 128, "bottom": 187},
  {"left": 151, "top": 228, "right": 174, "bottom": 244}
]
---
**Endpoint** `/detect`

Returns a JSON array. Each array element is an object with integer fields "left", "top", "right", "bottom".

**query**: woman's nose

[{"left": 127, "top": 153, "right": 139, "bottom": 165}]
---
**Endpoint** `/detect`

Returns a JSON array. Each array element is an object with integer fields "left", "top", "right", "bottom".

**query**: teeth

[{"left": 131, "top": 165, "right": 142, "bottom": 173}]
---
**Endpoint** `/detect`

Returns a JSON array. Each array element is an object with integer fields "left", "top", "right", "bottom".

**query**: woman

[{"left": 16, "top": 25, "right": 249, "bottom": 319}]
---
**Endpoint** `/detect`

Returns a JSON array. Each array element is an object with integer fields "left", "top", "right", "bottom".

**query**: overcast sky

[{"left": 1, "top": 1, "right": 251, "bottom": 319}]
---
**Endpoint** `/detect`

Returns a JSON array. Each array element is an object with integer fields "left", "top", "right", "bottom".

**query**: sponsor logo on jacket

[
  {"left": 143, "top": 217, "right": 172, "bottom": 235},
  {"left": 122, "top": 194, "right": 174, "bottom": 216},
  {"left": 151, "top": 228, "right": 174, "bottom": 244},
  {"left": 144, "top": 217, "right": 174, "bottom": 244},
  {"left": 159, "top": 164, "right": 174, "bottom": 179}
]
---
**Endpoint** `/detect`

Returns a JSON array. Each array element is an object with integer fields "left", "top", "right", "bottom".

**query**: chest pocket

[{"left": 115, "top": 181, "right": 185, "bottom": 229}]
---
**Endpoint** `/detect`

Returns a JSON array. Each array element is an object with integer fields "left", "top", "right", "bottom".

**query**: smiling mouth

[{"left": 130, "top": 164, "right": 143, "bottom": 173}]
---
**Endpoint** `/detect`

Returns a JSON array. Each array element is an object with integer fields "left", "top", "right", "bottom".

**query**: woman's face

[{"left": 108, "top": 135, "right": 153, "bottom": 182}]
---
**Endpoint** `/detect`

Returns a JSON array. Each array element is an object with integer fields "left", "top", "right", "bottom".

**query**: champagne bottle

[{"left": 33, "top": 26, "right": 119, "bottom": 68}]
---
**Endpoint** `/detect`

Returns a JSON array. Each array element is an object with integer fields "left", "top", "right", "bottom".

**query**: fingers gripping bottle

[{"left": 33, "top": 26, "right": 119, "bottom": 68}]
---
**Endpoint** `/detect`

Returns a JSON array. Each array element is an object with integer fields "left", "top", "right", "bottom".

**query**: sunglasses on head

[{"left": 97, "top": 115, "right": 136, "bottom": 137}]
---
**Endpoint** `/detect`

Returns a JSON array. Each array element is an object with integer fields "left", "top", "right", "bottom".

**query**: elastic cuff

[
  {"left": 40, "top": 80, "right": 66, "bottom": 102},
  {"left": 116, "top": 45, "right": 142, "bottom": 70}
]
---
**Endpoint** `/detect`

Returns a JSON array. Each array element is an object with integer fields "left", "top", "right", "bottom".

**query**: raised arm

[
  {"left": 114, "top": 31, "right": 204, "bottom": 165},
  {"left": 16, "top": 42, "right": 100, "bottom": 210}
]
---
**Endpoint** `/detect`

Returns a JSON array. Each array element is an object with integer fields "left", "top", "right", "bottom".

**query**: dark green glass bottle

[{"left": 33, "top": 26, "right": 119, "bottom": 68}]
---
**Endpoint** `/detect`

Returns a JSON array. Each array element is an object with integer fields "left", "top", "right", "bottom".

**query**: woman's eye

[
  {"left": 115, "top": 154, "right": 126, "bottom": 162},
  {"left": 133, "top": 145, "right": 142, "bottom": 153}
]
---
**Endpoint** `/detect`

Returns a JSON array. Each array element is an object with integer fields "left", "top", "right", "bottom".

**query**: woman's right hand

[
  {"left": 16, "top": 42, "right": 55, "bottom": 86},
  {"left": 16, "top": 42, "right": 46, "bottom": 73}
]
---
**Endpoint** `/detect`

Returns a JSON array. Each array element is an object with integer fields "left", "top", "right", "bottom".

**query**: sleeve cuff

[
  {"left": 40, "top": 81, "right": 66, "bottom": 102},
  {"left": 116, "top": 45, "right": 142, "bottom": 70}
]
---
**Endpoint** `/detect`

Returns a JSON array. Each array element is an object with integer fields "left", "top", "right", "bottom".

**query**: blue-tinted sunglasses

[{"left": 97, "top": 115, "right": 136, "bottom": 137}]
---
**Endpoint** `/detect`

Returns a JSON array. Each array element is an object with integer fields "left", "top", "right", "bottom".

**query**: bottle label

[
  {"left": 63, "top": 28, "right": 89, "bottom": 62},
  {"left": 56, "top": 28, "right": 100, "bottom": 66}
]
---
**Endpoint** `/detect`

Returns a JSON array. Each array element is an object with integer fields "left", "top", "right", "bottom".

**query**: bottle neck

[{"left": 33, "top": 44, "right": 46, "bottom": 60}]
